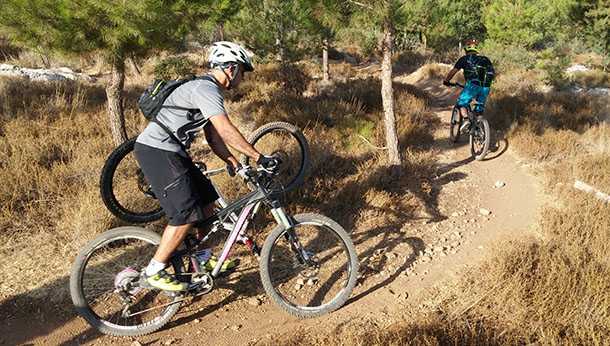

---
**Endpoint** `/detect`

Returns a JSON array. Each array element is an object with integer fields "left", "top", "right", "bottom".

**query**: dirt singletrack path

[{"left": 5, "top": 75, "right": 542, "bottom": 346}]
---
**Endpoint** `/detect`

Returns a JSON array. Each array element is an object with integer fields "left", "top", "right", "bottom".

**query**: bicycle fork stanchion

[
  {"left": 271, "top": 206, "right": 312, "bottom": 263},
  {"left": 270, "top": 206, "right": 293, "bottom": 230}
]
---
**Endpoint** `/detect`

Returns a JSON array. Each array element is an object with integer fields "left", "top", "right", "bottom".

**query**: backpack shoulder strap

[
  {"left": 151, "top": 118, "right": 188, "bottom": 152},
  {"left": 160, "top": 75, "right": 220, "bottom": 112}
]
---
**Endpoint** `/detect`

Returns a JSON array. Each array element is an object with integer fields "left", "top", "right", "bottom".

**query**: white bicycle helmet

[{"left": 208, "top": 41, "right": 254, "bottom": 72}]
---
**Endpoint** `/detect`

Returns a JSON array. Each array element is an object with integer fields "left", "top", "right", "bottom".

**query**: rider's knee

[{"left": 474, "top": 105, "right": 485, "bottom": 114}]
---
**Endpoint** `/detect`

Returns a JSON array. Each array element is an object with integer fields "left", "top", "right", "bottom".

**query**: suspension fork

[{"left": 271, "top": 206, "right": 311, "bottom": 263}]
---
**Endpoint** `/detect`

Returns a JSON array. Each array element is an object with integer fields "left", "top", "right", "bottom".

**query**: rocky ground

[{"left": 2, "top": 79, "right": 543, "bottom": 345}]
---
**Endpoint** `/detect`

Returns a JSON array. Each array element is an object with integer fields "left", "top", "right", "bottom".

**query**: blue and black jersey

[{"left": 454, "top": 54, "right": 495, "bottom": 87}]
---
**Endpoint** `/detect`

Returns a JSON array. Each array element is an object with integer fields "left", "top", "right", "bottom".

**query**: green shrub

[
  {"left": 571, "top": 70, "right": 610, "bottom": 88},
  {"left": 481, "top": 40, "right": 537, "bottom": 73},
  {"left": 153, "top": 56, "right": 196, "bottom": 80},
  {"left": 540, "top": 58, "right": 571, "bottom": 89}
]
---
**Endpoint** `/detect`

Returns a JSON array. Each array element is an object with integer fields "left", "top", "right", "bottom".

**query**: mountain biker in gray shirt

[{"left": 134, "top": 42, "right": 279, "bottom": 291}]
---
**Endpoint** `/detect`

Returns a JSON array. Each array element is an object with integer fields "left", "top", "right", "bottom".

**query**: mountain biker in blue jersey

[
  {"left": 443, "top": 38, "right": 495, "bottom": 119},
  {"left": 134, "top": 42, "right": 279, "bottom": 291}
]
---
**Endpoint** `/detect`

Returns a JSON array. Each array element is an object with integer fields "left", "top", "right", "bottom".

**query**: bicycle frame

[{"left": 172, "top": 168, "right": 297, "bottom": 279}]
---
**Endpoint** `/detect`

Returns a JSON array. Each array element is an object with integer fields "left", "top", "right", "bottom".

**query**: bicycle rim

[
  {"left": 449, "top": 107, "right": 462, "bottom": 143},
  {"left": 264, "top": 220, "right": 355, "bottom": 315},
  {"left": 470, "top": 117, "right": 490, "bottom": 160},
  {"left": 241, "top": 122, "right": 309, "bottom": 192},
  {"left": 100, "top": 138, "right": 163, "bottom": 223},
  {"left": 74, "top": 232, "right": 180, "bottom": 335}
]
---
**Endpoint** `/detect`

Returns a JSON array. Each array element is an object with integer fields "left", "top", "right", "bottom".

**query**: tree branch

[{"left": 347, "top": 0, "right": 373, "bottom": 10}]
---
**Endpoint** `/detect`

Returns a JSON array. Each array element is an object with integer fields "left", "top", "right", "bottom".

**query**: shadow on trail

[
  {"left": 1, "top": 68, "right": 478, "bottom": 345},
  {"left": 482, "top": 137, "right": 509, "bottom": 161},
  {"left": 346, "top": 230, "right": 425, "bottom": 306}
]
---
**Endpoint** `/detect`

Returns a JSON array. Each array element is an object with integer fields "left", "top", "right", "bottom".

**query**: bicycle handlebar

[
  {"left": 445, "top": 81, "right": 464, "bottom": 88},
  {"left": 203, "top": 167, "right": 226, "bottom": 177}
]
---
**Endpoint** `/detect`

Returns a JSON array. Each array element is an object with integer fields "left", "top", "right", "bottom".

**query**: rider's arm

[
  {"left": 444, "top": 68, "right": 459, "bottom": 83},
  {"left": 204, "top": 124, "right": 240, "bottom": 168},
  {"left": 208, "top": 114, "right": 261, "bottom": 161},
  {"left": 445, "top": 56, "right": 467, "bottom": 83}
]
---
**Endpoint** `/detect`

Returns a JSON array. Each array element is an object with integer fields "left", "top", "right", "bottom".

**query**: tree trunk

[
  {"left": 130, "top": 56, "right": 141, "bottom": 76},
  {"left": 381, "top": 19, "right": 401, "bottom": 166},
  {"left": 275, "top": 36, "right": 285, "bottom": 62},
  {"left": 420, "top": 31, "right": 427, "bottom": 49},
  {"left": 106, "top": 58, "right": 128, "bottom": 146},
  {"left": 322, "top": 38, "right": 330, "bottom": 83},
  {"left": 215, "top": 23, "right": 225, "bottom": 41}
]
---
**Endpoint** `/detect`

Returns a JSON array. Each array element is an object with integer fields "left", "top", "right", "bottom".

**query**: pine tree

[
  {"left": 345, "top": 0, "right": 404, "bottom": 167},
  {"left": 484, "top": 0, "right": 574, "bottom": 49},
  {"left": 0, "top": 0, "right": 222, "bottom": 145},
  {"left": 228, "top": 0, "right": 314, "bottom": 62},
  {"left": 428, "top": 0, "right": 488, "bottom": 50},
  {"left": 302, "top": 0, "right": 351, "bottom": 82},
  {"left": 572, "top": 0, "right": 610, "bottom": 69}
]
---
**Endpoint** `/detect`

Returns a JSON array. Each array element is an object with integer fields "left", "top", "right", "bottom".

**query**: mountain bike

[
  {"left": 99, "top": 121, "right": 310, "bottom": 223},
  {"left": 70, "top": 164, "right": 358, "bottom": 337},
  {"left": 446, "top": 82, "right": 491, "bottom": 160}
]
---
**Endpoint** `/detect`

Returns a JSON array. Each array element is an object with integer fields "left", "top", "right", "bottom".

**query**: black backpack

[
  {"left": 138, "top": 76, "right": 198, "bottom": 120},
  {"left": 137, "top": 75, "right": 217, "bottom": 150}
]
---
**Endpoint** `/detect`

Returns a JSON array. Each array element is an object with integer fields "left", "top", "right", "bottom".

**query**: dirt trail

[{"left": 4, "top": 72, "right": 542, "bottom": 346}]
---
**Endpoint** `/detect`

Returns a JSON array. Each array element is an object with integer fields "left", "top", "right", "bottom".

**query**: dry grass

[
  {"left": 570, "top": 70, "right": 610, "bottom": 88},
  {"left": 0, "top": 36, "right": 21, "bottom": 62},
  {"left": 0, "top": 59, "right": 440, "bottom": 322},
  {"left": 267, "top": 67, "right": 610, "bottom": 345},
  {"left": 442, "top": 78, "right": 610, "bottom": 345}
]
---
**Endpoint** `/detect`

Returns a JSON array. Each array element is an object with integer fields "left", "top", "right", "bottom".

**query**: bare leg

[
  {"left": 153, "top": 202, "right": 218, "bottom": 263},
  {"left": 459, "top": 106, "right": 469, "bottom": 118},
  {"left": 196, "top": 202, "right": 217, "bottom": 240},
  {"left": 153, "top": 224, "right": 193, "bottom": 263}
]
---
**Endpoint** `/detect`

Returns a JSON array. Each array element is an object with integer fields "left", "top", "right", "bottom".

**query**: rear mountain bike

[
  {"left": 447, "top": 82, "right": 491, "bottom": 160},
  {"left": 99, "top": 121, "right": 310, "bottom": 223},
  {"left": 70, "top": 164, "right": 358, "bottom": 337}
]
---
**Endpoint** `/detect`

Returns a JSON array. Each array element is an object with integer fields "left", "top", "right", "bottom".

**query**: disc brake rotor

[{"left": 114, "top": 267, "right": 142, "bottom": 296}]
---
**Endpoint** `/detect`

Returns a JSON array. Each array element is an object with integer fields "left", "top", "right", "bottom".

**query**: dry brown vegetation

[
  {"left": 3, "top": 55, "right": 608, "bottom": 345},
  {"left": 277, "top": 70, "right": 610, "bottom": 345},
  {"left": 571, "top": 70, "right": 610, "bottom": 89},
  {"left": 0, "top": 61, "right": 439, "bottom": 322}
]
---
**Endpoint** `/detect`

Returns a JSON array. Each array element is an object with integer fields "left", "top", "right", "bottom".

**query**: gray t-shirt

[{"left": 136, "top": 77, "right": 225, "bottom": 154}]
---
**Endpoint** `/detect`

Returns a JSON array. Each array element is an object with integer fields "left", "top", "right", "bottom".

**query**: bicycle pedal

[{"left": 188, "top": 282, "right": 212, "bottom": 293}]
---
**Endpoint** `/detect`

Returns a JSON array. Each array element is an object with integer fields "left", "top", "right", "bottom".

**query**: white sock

[{"left": 145, "top": 259, "right": 166, "bottom": 276}]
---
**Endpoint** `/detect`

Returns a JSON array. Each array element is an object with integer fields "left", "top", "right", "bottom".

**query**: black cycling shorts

[{"left": 133, "top": 142, "right": 219, "bottom": 226}]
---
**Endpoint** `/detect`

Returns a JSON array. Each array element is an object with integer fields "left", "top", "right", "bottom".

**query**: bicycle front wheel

[
  {"left": 99, "top": 137, "right": 164, "bottom": 223},
  {"left": 259, "top": 213, "right": 359, "bottom": 318},
  {"left": 449, "top": 107, "right": 462, "bottom": 143},
  {"left": 470, "top": 116, "right": 491, "bottom": 160},
  {"left": 240, "top": 122, "right": 310, "bottom": 192},
  {"left": 70, "top": 227, "right": 182, "bottom": 336}
]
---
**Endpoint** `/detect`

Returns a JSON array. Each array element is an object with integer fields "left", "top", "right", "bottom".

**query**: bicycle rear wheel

[
  {"left": 99, "top": 137, "right": 164, "bottom": 223},
  {"left": 70, "top": 227, "right": 182, "bottom": 336},
  {"left": 259, "top": 213, "right": 358, "bottom": 318},
  {"left": 470, "top": 116, "right": 491, "bottom": 160},
  {"left": 240, "top": 122, "right": 310, "bottom": 192},
  {"left": 449, "top": 107, "right": 462, "bottom": 143}
]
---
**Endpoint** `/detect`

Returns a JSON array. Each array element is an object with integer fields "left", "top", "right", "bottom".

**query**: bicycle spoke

[
  {"left": 112, "top": 149, "right": 161, "bottom": 215},
  {"left": 267, "top": 222, "right": 351, "bottom": 309},
  {"left": 80, "top": 236, "right": 178, "bottom": 329}
]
